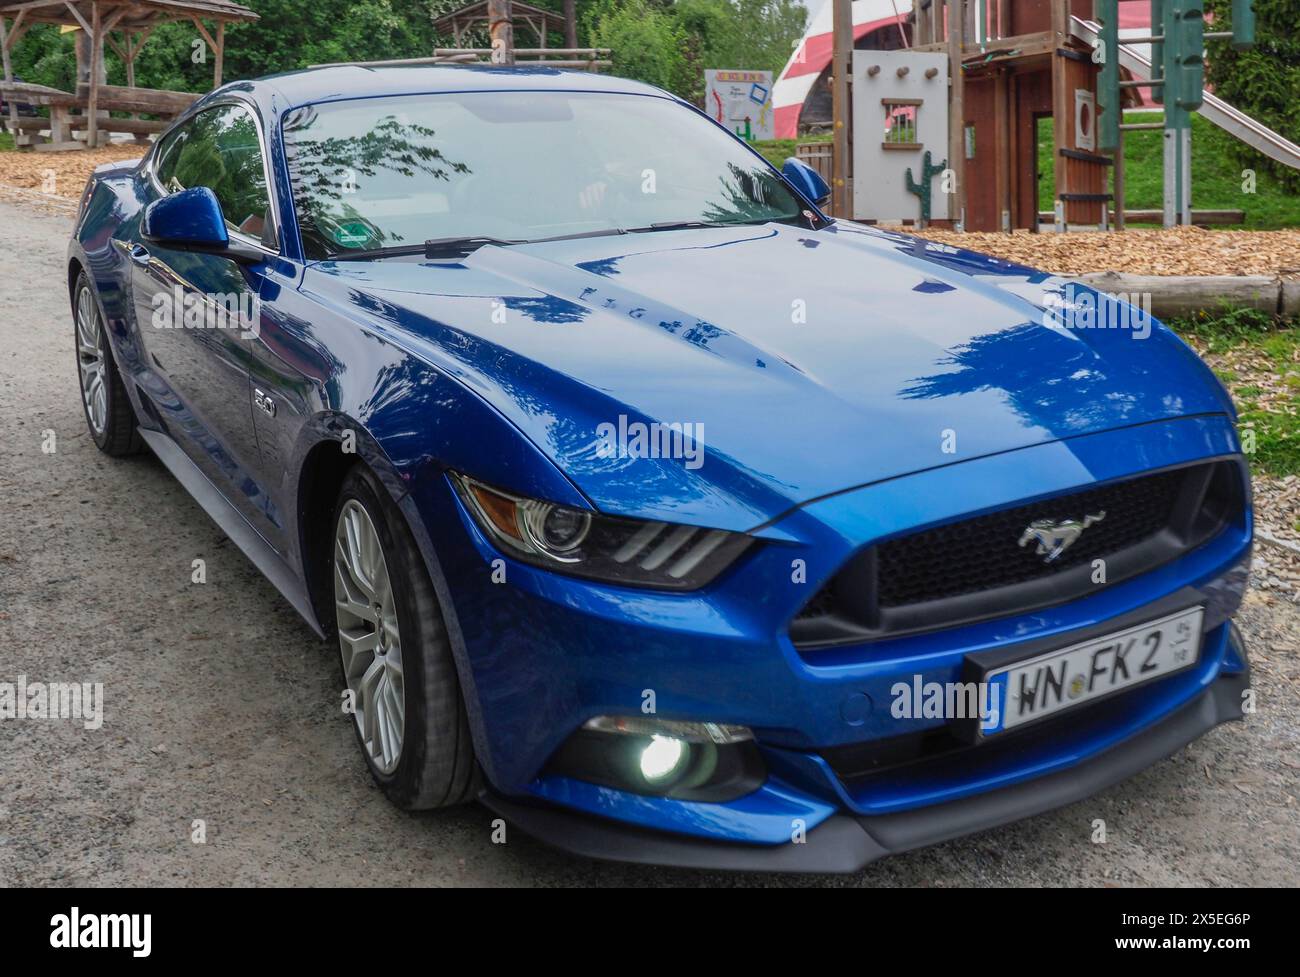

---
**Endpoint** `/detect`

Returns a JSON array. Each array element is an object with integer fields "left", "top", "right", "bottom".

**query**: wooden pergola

[
  {"left": 432, "top": 0, "right": 567, "bottom": 50},
  {"left": 0, "top": 0, "right": 258, "bottom": 149}
]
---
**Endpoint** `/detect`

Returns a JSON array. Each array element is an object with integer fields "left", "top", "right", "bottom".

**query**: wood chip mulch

[
  {"left": 1185, "top": 333, "right": 1300, "bottom": 603},
  {"left": 910, "top": 225, "right": 1300, "bottom": 278},
  {"left": 1252, "top": 476, "right": 1300, "bottom": 605},
  {"left": 0, "top": 144, "right": 145, "bottom": 199},
  {"left": 4, "top": 149, "right": 1300, "bottom": 277}
]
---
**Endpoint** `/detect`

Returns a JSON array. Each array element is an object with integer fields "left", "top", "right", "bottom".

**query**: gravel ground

[{"left": 1, "top": 190, "right": 1297, "bottom": 887}]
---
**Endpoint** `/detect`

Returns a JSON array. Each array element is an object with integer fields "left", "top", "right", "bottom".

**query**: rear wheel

[
  {"left": 74, "top": 272, "right": 143, "bottom": 456},
  {"left": 332, "top": 466, "right": 479, "bottom": 809}
]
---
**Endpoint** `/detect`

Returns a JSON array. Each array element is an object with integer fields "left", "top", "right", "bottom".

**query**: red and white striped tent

[{"left": 772, "top": 0, "right": 1156, "bottom": 140}]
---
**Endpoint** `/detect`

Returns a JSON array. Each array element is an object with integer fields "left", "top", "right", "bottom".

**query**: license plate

[{"left": 979, "top": 606, "right": 1204, "bottom": 737}]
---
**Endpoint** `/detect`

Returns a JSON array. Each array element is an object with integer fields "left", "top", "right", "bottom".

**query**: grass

[
  {"left": 0, "top": 130, "right": 14, "bottom": 151},
  {"left": 1037, "top": 112, "right": 1300, "bottom": 229},
  {"left": 753, "top": 133, "right": 830, "bottom": 171},
  {"left": 761, "top": 113, "right": 1300, "bottom": 228},
  {"left": 1170, "top": 307, "right": 1300, "bottom": 475}
]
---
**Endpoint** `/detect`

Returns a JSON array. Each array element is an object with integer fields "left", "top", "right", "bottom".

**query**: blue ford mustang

[{"left": 68, "top": 64, "right": 1252, "bottom": 871}]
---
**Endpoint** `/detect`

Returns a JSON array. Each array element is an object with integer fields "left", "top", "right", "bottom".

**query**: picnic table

[{"left": 0, "top": 80, "right": 198, "bottom": 150}]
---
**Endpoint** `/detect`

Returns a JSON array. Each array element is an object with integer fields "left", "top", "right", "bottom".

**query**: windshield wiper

[
  {"left": 331, "top": 243, "right": 427, "bottom": 261},
  {"left": 627, "top": 220, "right": 723, "bottom": 233},
  {"left": 330, "top": 236, "right": 522, "bottom": 262},
  {"left": 423, "top": 236, "right": 523, "bottom": 257}
]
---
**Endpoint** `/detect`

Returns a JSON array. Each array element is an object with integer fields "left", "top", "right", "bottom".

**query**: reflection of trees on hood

[
  {"left": 284, "top": 107, "right": 472, "bottom": 253},
  {"left": 900, "top": 323, "right": 1151, "bottom": 433},
  {"left": 701, "top": 162, "right": 794, "bottom": 224}
]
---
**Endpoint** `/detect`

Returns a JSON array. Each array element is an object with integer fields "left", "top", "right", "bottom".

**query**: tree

[
  {"left": 673, "top": 0, "right": 806, "bottom": 78},
  {"left": 1205, "top": 0, "right": 1300, "bottom": 192},
  {"left": 587, "top": 0, "right": 693, "bottom": 97}
]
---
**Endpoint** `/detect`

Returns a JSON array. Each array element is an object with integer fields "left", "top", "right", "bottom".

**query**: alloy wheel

[
  {"left": 76, "top": 286, "right": 107, "bottom": 435},
  {"left": 334, "top": 499, "right": 406, "bottom": 774}
]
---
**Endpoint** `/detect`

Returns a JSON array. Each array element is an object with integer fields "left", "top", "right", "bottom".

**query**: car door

[{"left": 128, "top": 102, "right": 281, "bottom": 537}]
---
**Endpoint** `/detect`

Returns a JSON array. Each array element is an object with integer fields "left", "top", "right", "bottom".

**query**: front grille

[
  {"left": 876, "top": 469, "right": 1184, "bottom": 607},
  {"left": 792, "top": 460, "right": 1243, "bottom": 649}
]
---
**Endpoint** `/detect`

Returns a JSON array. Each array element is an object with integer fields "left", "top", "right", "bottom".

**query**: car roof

[{"left": 252, "top": 64, "right": 671, "bottom": 110}]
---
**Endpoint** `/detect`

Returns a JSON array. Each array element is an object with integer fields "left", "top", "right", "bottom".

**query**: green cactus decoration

[{"left": 904, "top": 151, "right": 947, "bottom": 228}]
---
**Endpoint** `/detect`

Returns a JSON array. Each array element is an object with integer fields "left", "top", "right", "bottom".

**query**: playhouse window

[{"left": 882, "top": 99, "right": 922, "bottom": 149}]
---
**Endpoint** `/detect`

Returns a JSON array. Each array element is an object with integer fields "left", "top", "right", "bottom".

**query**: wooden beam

[
  {"left": 3, "top": 0, "right": 83, "bottom": 12},
  {"left": 86, "top": 0, "right": 100, "bottom": 148},
  {"left": 831, "top": 0, "right": 851, "bottom": 216},
  {"left": 948, "top": 0, "right": 965, "bottom": 228},
  {"left": 61, "top": 0, "right": 90, "bottom": 34},
  {"left": 189, "top": 14, "right": 216, "bottom": 53},
  {"left": 130, "top": 23, "right": 154, "bottom": 58},
  {"left": 487, "top": 0, "right": 513, "bottom": 64},
  {"left": 3, "top": 10, "right": 27, "bottom": 52},
  {"left": 1049, "top": 0, "right": 1068, "bottom": 229},
  {"left": 0, "top": 17, "right": 18, "bottom": 134},
  {"left": 1114, "top": 127, "right": 1125, "bottom": 230},
  {"left": 213, "top": 20, "right": 223, "bottom": 87},
  {"left": 1008, "top": 72, "right": 1020, "bottom": 226},
  {"left": 563, "top": 0, "right": 575, "bottom": 48},
  {"left": 994, "top": 66, "right": 1009, "bottom": 231},
  {"left": 103, "top": 5, "right": 127, "bottom": 34}
]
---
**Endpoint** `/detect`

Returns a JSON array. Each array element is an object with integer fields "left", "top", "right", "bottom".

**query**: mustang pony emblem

[{"left": 1018, "top": 512, "right": 1107, "bottom": 563}]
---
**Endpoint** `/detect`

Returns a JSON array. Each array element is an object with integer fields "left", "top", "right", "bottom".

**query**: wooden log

[
  {"left": 1281, "top": 280, "right": 1300, "bottom": 318},
  {"left": 68, "top": 116, "right": 169, "bottom": 136},
  {"left": 1073, "top": 271, "right": 1283, "bottom": 318},
  {"left": 0, "top": 84, "right": 79, "bottom": 107},
  {"left": 1036, "top": 209, "right": 1246, "bottom": 226},
  {"left": 76, "top": 83, "right": 198, "bottom": 115}
]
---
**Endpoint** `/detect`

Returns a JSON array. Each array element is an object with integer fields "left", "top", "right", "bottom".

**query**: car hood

[{"left": 305, "top": 222, "right": 1231, "bottom": 531}]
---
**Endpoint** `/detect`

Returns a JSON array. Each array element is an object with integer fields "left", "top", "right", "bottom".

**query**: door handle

[{"left": 128, "top": 243, "right": 151, "bottom": 265}]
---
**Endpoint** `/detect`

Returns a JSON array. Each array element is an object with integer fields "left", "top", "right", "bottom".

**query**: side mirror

[
  {"left": 782, "top": 157, "right": 831, "bottom": 208},
  {"left": 141, "top": 186, "right": 263, "bottom": 263}
]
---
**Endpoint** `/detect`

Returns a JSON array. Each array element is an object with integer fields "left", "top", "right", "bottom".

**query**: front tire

[
  {"left": 332, "top": 466, "right": 479, "bottom": 809},
  {"left": 73, "top": 272, "right": 143, "bottom": 456}
]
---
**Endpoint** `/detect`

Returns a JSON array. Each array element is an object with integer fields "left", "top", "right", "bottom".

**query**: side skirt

[{"left": 137, "top": 428, "right": 326, "bottom": 639}]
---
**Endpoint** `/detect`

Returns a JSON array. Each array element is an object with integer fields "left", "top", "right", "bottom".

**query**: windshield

[{"left": 281, "top": 90, "right": 803, "bottom": 260}]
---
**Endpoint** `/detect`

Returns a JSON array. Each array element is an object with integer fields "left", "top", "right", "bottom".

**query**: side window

[
  {"left": 161, "top": 104, "right": 274, "bottom": 245},
  {"left": 153, "top": 125, "right": 189, "bottom": 192}
]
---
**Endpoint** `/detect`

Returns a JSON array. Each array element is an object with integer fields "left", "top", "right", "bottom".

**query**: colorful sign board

[{"left": 704, "top": 69, "right": 775, "bottom": 142}]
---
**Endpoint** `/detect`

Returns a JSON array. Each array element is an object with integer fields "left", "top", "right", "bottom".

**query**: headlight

[{"left": 449, "top": 472, "right": 754, "bottom": 589}]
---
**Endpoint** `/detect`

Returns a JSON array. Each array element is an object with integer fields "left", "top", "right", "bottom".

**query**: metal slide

[{"left": 1070, "top": 15, "right": 1300, "bottom": 171}]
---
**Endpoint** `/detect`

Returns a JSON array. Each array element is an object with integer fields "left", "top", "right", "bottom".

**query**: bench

[{"left": 3, "top": 82, "right": 193, "bottom": 150}]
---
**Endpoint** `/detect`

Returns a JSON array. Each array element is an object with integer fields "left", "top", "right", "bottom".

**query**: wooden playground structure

[
  {"left": 0, "top": 0, "right": 257, "bottom": 151},
  {"left": 814, "top": 0, "right": 1294, "bottom": 231}
]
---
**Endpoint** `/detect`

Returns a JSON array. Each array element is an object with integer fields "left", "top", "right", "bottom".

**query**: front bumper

[
  {"left": 482, "top": 651, "right": 1249, "bottom": 872},
  {"left": 410, "top": 414, "right": 1253, "bottom": 865}
]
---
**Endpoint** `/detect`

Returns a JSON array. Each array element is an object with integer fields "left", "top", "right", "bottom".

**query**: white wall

[{"left": 851, "top": 50, "right": 950, "bottom": 223}]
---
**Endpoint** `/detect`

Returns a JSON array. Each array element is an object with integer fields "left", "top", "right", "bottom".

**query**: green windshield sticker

[{"left": 335, "top": 223, "right": 372, "bottom": 247}]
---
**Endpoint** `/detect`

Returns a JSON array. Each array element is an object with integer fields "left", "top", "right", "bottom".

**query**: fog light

[
  {"left": 639, "top": 735, "right": 687, "bottom": 782},
  {"left": 547, "top": 715, "right": 766, "bottom": 802}
]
